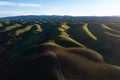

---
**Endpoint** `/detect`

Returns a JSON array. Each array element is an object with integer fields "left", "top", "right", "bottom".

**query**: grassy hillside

[{"left": 0, "top": 16, "right": 120, "bottom": 80}]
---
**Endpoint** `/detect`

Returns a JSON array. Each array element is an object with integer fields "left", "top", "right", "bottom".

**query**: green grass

[{"left": 0, "top": 19, "right": 120, "bottom": 80}]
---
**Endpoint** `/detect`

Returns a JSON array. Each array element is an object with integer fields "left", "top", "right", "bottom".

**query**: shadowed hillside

[{"left": 0, "top": 16, "right": 120, "bottom": 80}]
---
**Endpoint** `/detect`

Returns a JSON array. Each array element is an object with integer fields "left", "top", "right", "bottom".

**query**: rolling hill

[{"left": 0, "top": 16, "right": 120, "bottom": 80}]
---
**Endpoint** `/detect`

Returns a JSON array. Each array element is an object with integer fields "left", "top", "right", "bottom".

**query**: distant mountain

[
  {"left": 0, "top": 15, "right": 120, "bottom": 22},
  {"left": 0, "top": 15, "right": 73, "bottom": 21}
]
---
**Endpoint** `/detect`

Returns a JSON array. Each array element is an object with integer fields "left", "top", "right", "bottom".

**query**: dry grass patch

[
  {"left": 59, "top": 35, "right": 86, "bottom": 47},
  {"left": 4, "top": 20, "right": 10, "bottom": 24},
  {"left": 3, "top": 23, "right": 21, "bottom": 32},
  {"left": 58, "top": 22, "right": 86, "bottom": 47},
  {"left": 60, "top": 22, "right": 70, "bottom": 30},
  {"left": 0, "top": 23, "right": 3, "bottom": 27},
  {"left": 101, "top": 24, "right": 120, "bottom": 34},
  {"left": 58, "top": 23, "right": 70, "bottom": 36},
  {"left": 82, "top": 23, "right": 97, "bottom": 41},
  {"left": 43, "top": 40, "right": 62, "bottom": 48},
  {"left": 34, "top": 24, "right": 43, "bottom": 32},
  {"left": 60, "top": 32, "right": 69, "bottom": 37},
  {"left": 16, "top": 25, "right": 33, "bottom": 36},
  {"left": 58, "top": 23, "right": 70, "bottom": 32},
  {"left": 105, "top": 32, "right": 120, "bottom": 37},
  {"left": 101, "top": 24, "right": 113, "bottom": 30}
]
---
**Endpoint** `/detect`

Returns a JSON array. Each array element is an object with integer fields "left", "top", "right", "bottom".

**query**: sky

[{"left": 0, "top": 0, "right": 120, "bottom": 17}]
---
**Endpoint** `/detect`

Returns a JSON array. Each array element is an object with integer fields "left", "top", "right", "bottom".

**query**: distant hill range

[{"left": 0, "top": 15, "right": 120, "bottom": 21}]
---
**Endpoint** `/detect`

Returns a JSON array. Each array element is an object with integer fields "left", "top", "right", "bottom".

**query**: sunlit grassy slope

[
  {"left": 34, "top": 24, "right": 43, "bottom": 32},
  {"left": 0, "top": 23, "right": 3, "bottom": 27},
  {"left": 16, "top": 24, "right": 43, "bottom": 36},
  {"left": 57, "top": 23, "right": 86, "bottom": 47},
  {"left": 82, "top": 23, "right": 97, "bottom": 41},
  {"left": 101, "top": 23, "right": 120, "bottom": 33},
  {"left": 3, "top": 23, "right": 21, "bottom": 32},
  {"left": 16, "top": 25, "right": 33, "bottom": 36},
  {"left": 105, "top": 32, "right": 120, "bottom": 37},
  {"left": 1, "top": 44, "right": 120, "bottom": 80},
  {"left": 0, "top": 16, "right": 120, "bottom": 80},
  {"left": 4, "top": 20, "right": 10, "bottom": 24},
  {"left": 101, "top": 24, "right": 113, "bottom": 30}
]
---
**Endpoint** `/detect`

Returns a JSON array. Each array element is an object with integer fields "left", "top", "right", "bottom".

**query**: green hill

[{"left": 0, "top": 16, "right": 120, "bottom": 80}]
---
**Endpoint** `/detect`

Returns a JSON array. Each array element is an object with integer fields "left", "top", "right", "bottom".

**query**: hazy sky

[{"left": 0, "top": 0, "right": 120, "bottom": 17}]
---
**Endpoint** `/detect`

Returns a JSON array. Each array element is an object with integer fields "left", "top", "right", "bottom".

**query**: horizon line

[{"left": 0, "top": 14, "right": 120, "bottom": 18}]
